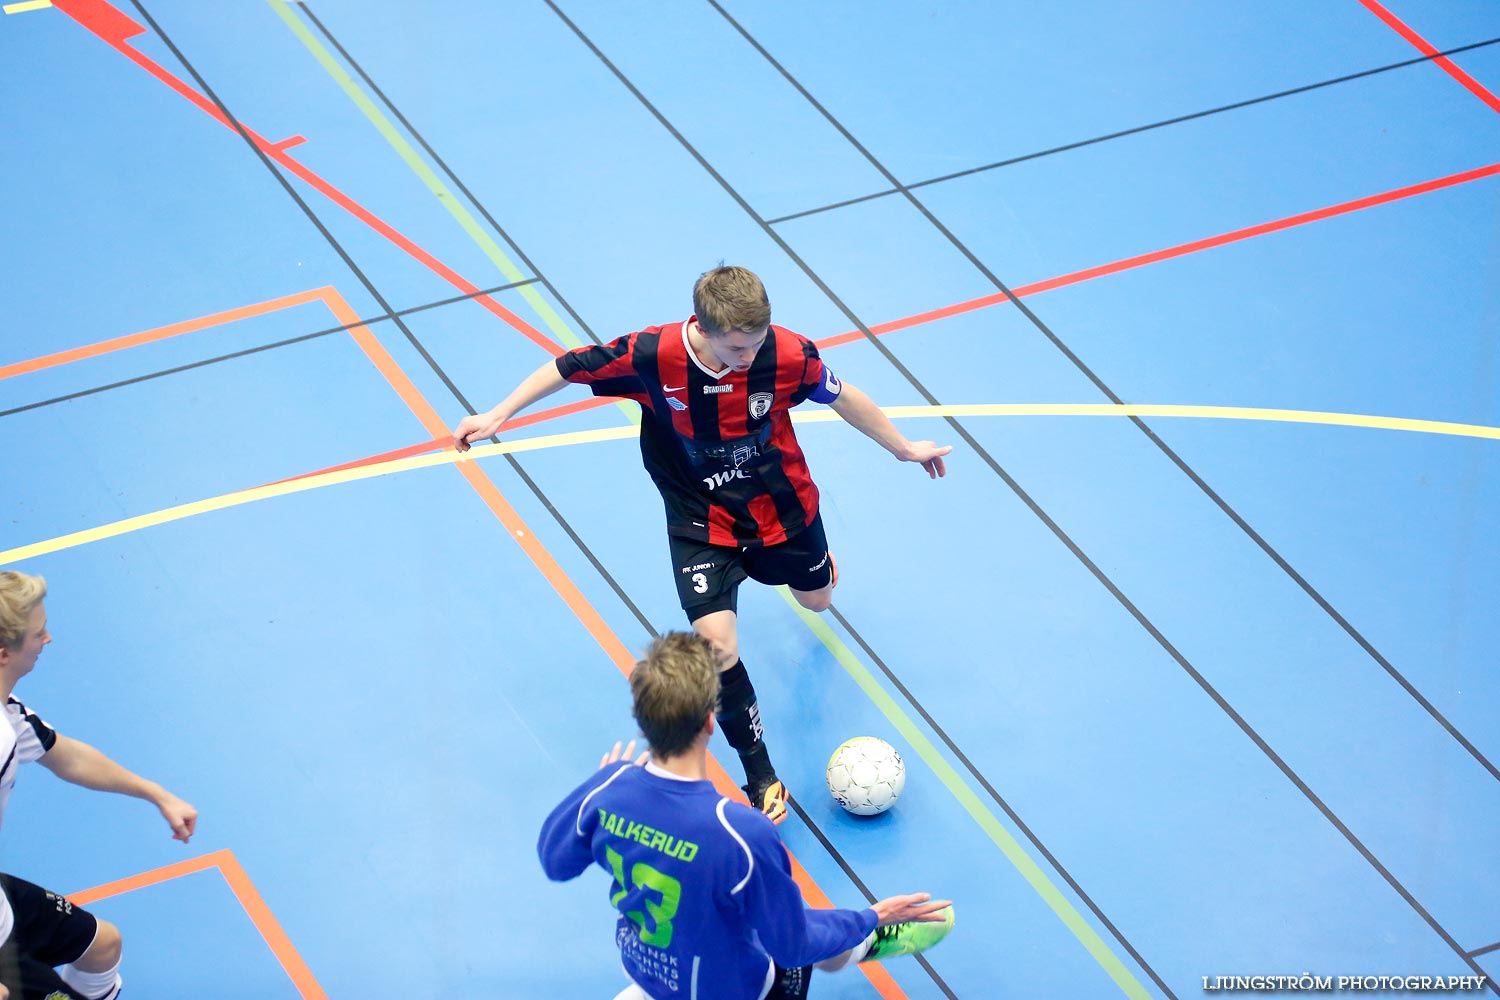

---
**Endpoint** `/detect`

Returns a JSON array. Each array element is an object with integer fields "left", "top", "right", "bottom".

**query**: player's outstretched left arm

[
  {"left": 39, "top": 735, "right": 198, "bottom": 843},
  {"left": 828, "top": 383, "right": 952, "bottom": 479}
]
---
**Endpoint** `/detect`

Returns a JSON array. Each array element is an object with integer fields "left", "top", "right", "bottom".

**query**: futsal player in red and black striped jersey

[{"left": 454, "top": 266, "right": 950, "bottom": 823}]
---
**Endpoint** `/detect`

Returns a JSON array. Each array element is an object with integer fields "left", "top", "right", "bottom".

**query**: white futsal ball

[{"left": 825, "top": 737, "right": 906, "bottom": 815}]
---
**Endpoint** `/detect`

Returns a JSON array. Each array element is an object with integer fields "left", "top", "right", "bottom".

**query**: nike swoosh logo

[{"left": 663, "top": 385, "right": 686, "bottom": 393}]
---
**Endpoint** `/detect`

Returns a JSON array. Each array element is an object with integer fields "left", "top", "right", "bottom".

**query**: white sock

[
  {"left": 814, "top": 931, "right": 876, "bottom": 972},
  {"left": 60, "top": 962, "right": 121, "bottom": 1000}
]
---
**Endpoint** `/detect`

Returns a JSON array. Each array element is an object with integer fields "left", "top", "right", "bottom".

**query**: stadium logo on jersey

[
  {"left": 731, "top": 443, "right": 758, "bottom": 468},
  {"left": 702, "top": 469, "right": 751, "bottom": 491},
  {"left": 703, "top": 383, "right": 734, "bottom": 394},
  {"left": 665, "top": 395, "right": 687, "bottom": 411},
  {"left": 748, "top": 392, "right": 773, "bottom": 419}
]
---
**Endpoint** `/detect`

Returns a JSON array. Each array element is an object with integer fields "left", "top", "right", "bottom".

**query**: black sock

[{"left": 716, "top": 660, "right": 777, "bottom": 783}]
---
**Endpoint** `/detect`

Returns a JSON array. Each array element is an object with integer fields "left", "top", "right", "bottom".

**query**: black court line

[
  {"left": 709, "top": 0, "right": 1500, "bottom": 791},
  {"left": 546, "top": 1, "right": 1499, "bottom": 989},
  {"left": 297, "top": 1, "right": 605, "bottom": 347},
  {"left": 126, "top": 2, "right": 656, "bottom": 641},
  {"left": 765, "top": 35, "right": 1500, "bottom": 225},
  {"left": 169, "top": 7, "right": 969, "bottom": 995},
  {"left": 786, "top": 799, "right": 960, "bottom": 1000},
  {"left": 0, "top": 280, "right": 532, "bottom": 420},
  {"left": 280, "top": 10, "right": 961, "bottom": 995},
  {"left": 542, "top": 0, "right": 1169, "bottom": 992},
  {"left": 828, "top": 604, "right": 1176, "bottom": 999},
  {"left": 128, "top": 0, "right": 473, "bottom": 413},
  {"left": 1471, "top": 941, "right": 1500, "bottom": 958}
]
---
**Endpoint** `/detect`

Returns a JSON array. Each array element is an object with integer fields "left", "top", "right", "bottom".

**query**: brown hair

[
  {"left": 692, "top": 265, "right": 770, "bottom": 336},
  {"left": 0, "top": 571, "right": 47, "bottom": 651},
  {"left": 630, "top": 632, "right": 720, "bottom": 758}
]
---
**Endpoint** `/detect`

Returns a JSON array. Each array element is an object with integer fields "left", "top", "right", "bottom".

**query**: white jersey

[{"left": 0, "top": 696, "right": 58, "bottom": 945}]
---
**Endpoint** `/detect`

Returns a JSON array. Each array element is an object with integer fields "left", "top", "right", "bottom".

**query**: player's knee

[
  {"left": 79, "top": 919, "right": 122, "bottom": 969},
  {"left": 695, "top": 628, "right": 738, "bottom": 667},
  {"left": 794, "top": 588, "right": 832, "bottom": 613},
  {"left": 710, "top": 634, "right": 739, "bottom": 667}
]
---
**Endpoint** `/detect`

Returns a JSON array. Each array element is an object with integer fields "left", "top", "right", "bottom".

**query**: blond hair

[
  {"left": 0, "top": 571, "right": 47, "bottom": 650},
  {"left": 693, "top": 265, "right": 770, "bottom": 336},
  {"left": 630, "top": 632, "right": 720, "bottom": 758}
]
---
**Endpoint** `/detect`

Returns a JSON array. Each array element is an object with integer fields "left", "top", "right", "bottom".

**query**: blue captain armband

[{"left": 807, "top": 366, "right": 842, "bottom": 404}]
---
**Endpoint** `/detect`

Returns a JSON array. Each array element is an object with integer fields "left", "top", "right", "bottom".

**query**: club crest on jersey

[{"left": 748, "top": 392, "right": 773, "bottom": 420}]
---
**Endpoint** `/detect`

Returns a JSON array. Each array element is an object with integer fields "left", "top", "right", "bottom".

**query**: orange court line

[
  {"left": 8, "top": 157, "right": 1494, "bottom": 427},
  {"left": 69, "top": 849, "right": 328, "bottom": 1000},
  {"left": 68, "top": 850, "right": 224, "bottom": 906},
  {"left": 0, "top": 286, "right": 330, "bottom": 381},
  {"left": 215, "top": 851, "right": 330, "bottom": 1000}
]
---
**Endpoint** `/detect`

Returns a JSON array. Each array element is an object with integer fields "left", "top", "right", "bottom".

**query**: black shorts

[
  {"left": 0, "top": 873, "right": 99, "bottom": 1000},
  {"left": 767, "top": 963, "right": 812, "bottom": 1000},
  {"left": 669, "top": 513, "right": 833, "bottom": 621}
]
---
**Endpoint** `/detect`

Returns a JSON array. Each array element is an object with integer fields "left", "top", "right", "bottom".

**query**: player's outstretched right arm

[
  {"left": 452, "top": 361, "right": 568, "bottom": 452},
  {"left": 871, "top": 893, "right": 953, "bottom": 926},
  {"left": 39, "top": 735, "right": 198, "bottom": 843}
]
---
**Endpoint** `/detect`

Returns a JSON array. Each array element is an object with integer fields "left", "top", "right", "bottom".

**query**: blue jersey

[{"left": 539, "top": 762, "right": 876, "bottom": 1000}]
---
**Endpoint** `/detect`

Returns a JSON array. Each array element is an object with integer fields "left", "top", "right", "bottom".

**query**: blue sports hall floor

[{"left": 2, "top": 1, "right": 1497, "bottom": 997}]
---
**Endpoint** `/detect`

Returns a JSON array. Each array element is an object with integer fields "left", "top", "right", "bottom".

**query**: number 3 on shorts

[{"left": 691, "top": 572, "right": 708, "bottom": 594}]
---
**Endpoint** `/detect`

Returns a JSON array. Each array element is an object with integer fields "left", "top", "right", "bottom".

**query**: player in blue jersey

[{"left": 538, "top": 632, "right": 954, "bottom": 1000}]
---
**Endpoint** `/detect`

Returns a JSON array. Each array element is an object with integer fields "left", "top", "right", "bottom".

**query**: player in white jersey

[{"left": 0, "top": 571, "right": 198, "bottom": 1000}]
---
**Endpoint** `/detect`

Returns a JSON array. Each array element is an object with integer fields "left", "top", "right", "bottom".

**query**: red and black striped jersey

[{"left": 555, "top": 318, "right": 829, "bottom": 546}]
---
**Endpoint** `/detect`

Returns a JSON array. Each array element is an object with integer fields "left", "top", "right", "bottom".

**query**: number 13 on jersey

[{"left": 607, "top": 846, "right": 682, "bottom": 947}]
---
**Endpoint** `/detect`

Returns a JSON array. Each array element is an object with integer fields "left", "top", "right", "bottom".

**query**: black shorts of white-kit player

[
  {"left": 669, "top": 512, "right": 833, "bottom": 619},
  {"left": 0, "top": 873, "right": 114, "bottom": 1000}
]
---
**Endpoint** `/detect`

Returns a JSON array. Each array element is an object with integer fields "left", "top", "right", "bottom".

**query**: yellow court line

[
  {"left": 3, "top": 0, "right": 53, "bottom": 13},
  {"left": 3, "top": 403, "right": 1496, "bottom": 565},
  {"left": 855, "top": 403, "right": 1500, "bottom": 439},
  {"left": 0, "top": 426, "right": 634, "bottom": 564}
]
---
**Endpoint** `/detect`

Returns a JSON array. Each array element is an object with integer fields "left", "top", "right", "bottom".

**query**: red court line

[
  {"left": 53, "top": 0, "right": 563, "bottom": 359},
  {"left": 9, "top": 158, "right": 1494, "bottom": 449},
  {"left": 1358, "top": 0, "right": 1500, "bottom": 113},
  {"left": 256, "top": 396, "right": 615, "bottom": 489},
  {"left": 46, "top": 0, "right": 1500, "bottom": 379},
  {"left": 69, "top": 850, "right": 328, "bottom": 1000},
  {"left": 813, "top": 160, "right": 1500, "bottom": 349},
  {"left": 0, "top": 287, "right": 330, "bottom": 380}
]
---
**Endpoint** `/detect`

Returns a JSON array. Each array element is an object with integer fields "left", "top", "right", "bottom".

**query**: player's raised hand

[
  {"left": 871, "top": 892, "right": 953, "bottom": 926},
  {"left": 600, "top": 740, "right": 651, "bottom": 769},
  {"left": 901, "top": 442, "right": 952, "bottom": 479},
  {"left": 157, "top": 792, "right": 199, "bottom": 843},
  {"left": 452, "top": 410, "right": 505, "bottom": 453}
]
